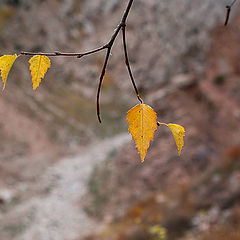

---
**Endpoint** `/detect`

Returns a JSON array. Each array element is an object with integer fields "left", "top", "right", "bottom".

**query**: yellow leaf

[
  {"left": 149, "top": 225, "right": 167, "bottom": 240},
  {"left": 29, "top": 55, "right": 51, "bottom": 90},
  {"left": 0, "top": 54, "right": 17, "bottom": 90},
  {"left": 168, "top": 123, "right": 185, "bottom": 156},
  {"left": 127, "top": 103, "right": 157, "bottom": 162}
]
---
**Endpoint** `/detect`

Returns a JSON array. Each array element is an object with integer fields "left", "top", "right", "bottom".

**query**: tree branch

[
  {"left": 21, "top": 45, "right": 108, "bottom": 58},
  {"left": 20, "top": 0, "right": 139, "bottom": 123},
  {"left": 225, "top": 0, "right": 238, "bottom": 26},
  {"left": 96, "top": 0, "right": 136, "bottom": 123}
]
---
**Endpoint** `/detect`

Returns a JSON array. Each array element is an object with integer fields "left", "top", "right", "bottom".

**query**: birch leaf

[
  {"left": 0, "top": 54, "right": 17, "bottom": 90},
  {"left": 168, "top": 123, "right": 185, "bottom": 156},
  {"left": 29, "top": 55, "right": 51, "bottom": 90},
  {"left": 127, "top": 103, "right": 157, "bottom": 162}
]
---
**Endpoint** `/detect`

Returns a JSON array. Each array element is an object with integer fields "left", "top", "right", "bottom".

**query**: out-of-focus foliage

[{"left": 149, "top": 225, "right": 167, "bottom": 240}]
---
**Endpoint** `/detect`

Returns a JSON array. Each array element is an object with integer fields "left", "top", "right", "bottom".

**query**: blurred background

[{"left": 0, "top": 0, "right": 240, "bottom": 239}]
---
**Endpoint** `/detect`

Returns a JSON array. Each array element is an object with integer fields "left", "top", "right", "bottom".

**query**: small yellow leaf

[
  {"left": 168, "top": 123, "right": 185, "bottom": 156},
  {"left": 29, "top": 55, "right": 51, "bottom": 90},
  {"left": 127, "top": 103, "right": 157, "bottom": 162},
  {"left": 0, "top": 54, "right": 17, "bottom": 90}
]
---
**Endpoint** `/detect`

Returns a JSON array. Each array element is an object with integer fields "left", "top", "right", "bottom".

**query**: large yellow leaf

[
  {"left": 168, "top": 123, "right": 185, "bottom": 156},
  {"left": 0, "top": 54, "right": 17, "bottom": 90},
  {"left": 127, "top": 103, "right": 157, "bottom": 162},
  {"left": 29, "top": 55, "right": 51, "bottom": 90}
]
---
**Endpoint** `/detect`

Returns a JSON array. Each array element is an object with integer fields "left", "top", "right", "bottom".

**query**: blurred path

[{"left": 0, "top": 133, "right": 130, "bottom": 240}]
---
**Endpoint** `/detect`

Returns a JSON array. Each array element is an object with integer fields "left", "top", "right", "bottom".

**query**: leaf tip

[
  {"left": 178, "top": 149, "right": 182, "bottom": 157},
  {"left": 33, "top": 83, "right": 38, "bottom": 91}
]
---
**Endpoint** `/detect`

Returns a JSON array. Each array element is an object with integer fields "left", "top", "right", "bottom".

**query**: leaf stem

[
  {"left": 157, "top": 121, "right": 168, "bottom": 127},
  {"left": 137, "top": 95, "right": 143, "bottom": 103}
]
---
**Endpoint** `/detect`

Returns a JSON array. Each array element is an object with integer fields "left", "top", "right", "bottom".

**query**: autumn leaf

[
  {"left": 29, "top": 55, "right": 51, "bottom": 90},
  {"left": 0, "top": 54, "right": 18, "bottom": 90},
  {"left": 168, "top": 123, "right": 185, "bottom": 156},
  {"left": 127, "top": 103, "right": 157, "bottom": 162}
]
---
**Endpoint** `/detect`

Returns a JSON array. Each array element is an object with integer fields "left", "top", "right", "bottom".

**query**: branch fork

[{"left": 21, "top": 0, "right": 140, "bottom": 123}]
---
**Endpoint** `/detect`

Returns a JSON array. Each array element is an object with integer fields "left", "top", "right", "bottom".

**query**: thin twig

[
  {"left": 122, "top": 24, "right": 142, "bottom": 104},
  {"left": 230, "top": 0, "right": 238, "bottom": 7},
  {"left": 225, "top": 0, "right": 238, "bottom": 26},
  {"left": 96, "top": 0, "right": 135, "bottom": 122},
  {"left": 96, "top": 47, "right": 112, "bottom": 123},
  {"left": 21, "top": 45, "right": 108, "bottom": 58}
]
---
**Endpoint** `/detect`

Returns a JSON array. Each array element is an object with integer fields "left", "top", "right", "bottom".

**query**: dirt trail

[{"left": 0, "top": 133, "right": 130, "bottom": 240}]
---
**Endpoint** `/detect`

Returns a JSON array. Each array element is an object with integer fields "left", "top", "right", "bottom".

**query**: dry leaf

[
  {"left": 0, "top": 54, "right": 17, "bottom": 90},
  {"left": 29, "top": 55, "right": 51, "bottom": 90},
  {"left": 127, "top": 103, "right": 157, "bottom": 162},
  {"left": 168, "top": 123, "right": 185, "bottom": 156}
]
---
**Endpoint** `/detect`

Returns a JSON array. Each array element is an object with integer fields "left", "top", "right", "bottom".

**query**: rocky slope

[{"left": 81, "top": 4, "right": 240, "bottom": 240}]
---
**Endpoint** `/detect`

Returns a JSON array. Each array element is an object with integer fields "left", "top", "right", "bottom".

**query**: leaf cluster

[
  {"left": 0, "top": 54, "right": 50, "bottom": 91},
  {"left": 127, "top": 103, "right": 185, "bottom": 162}
]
